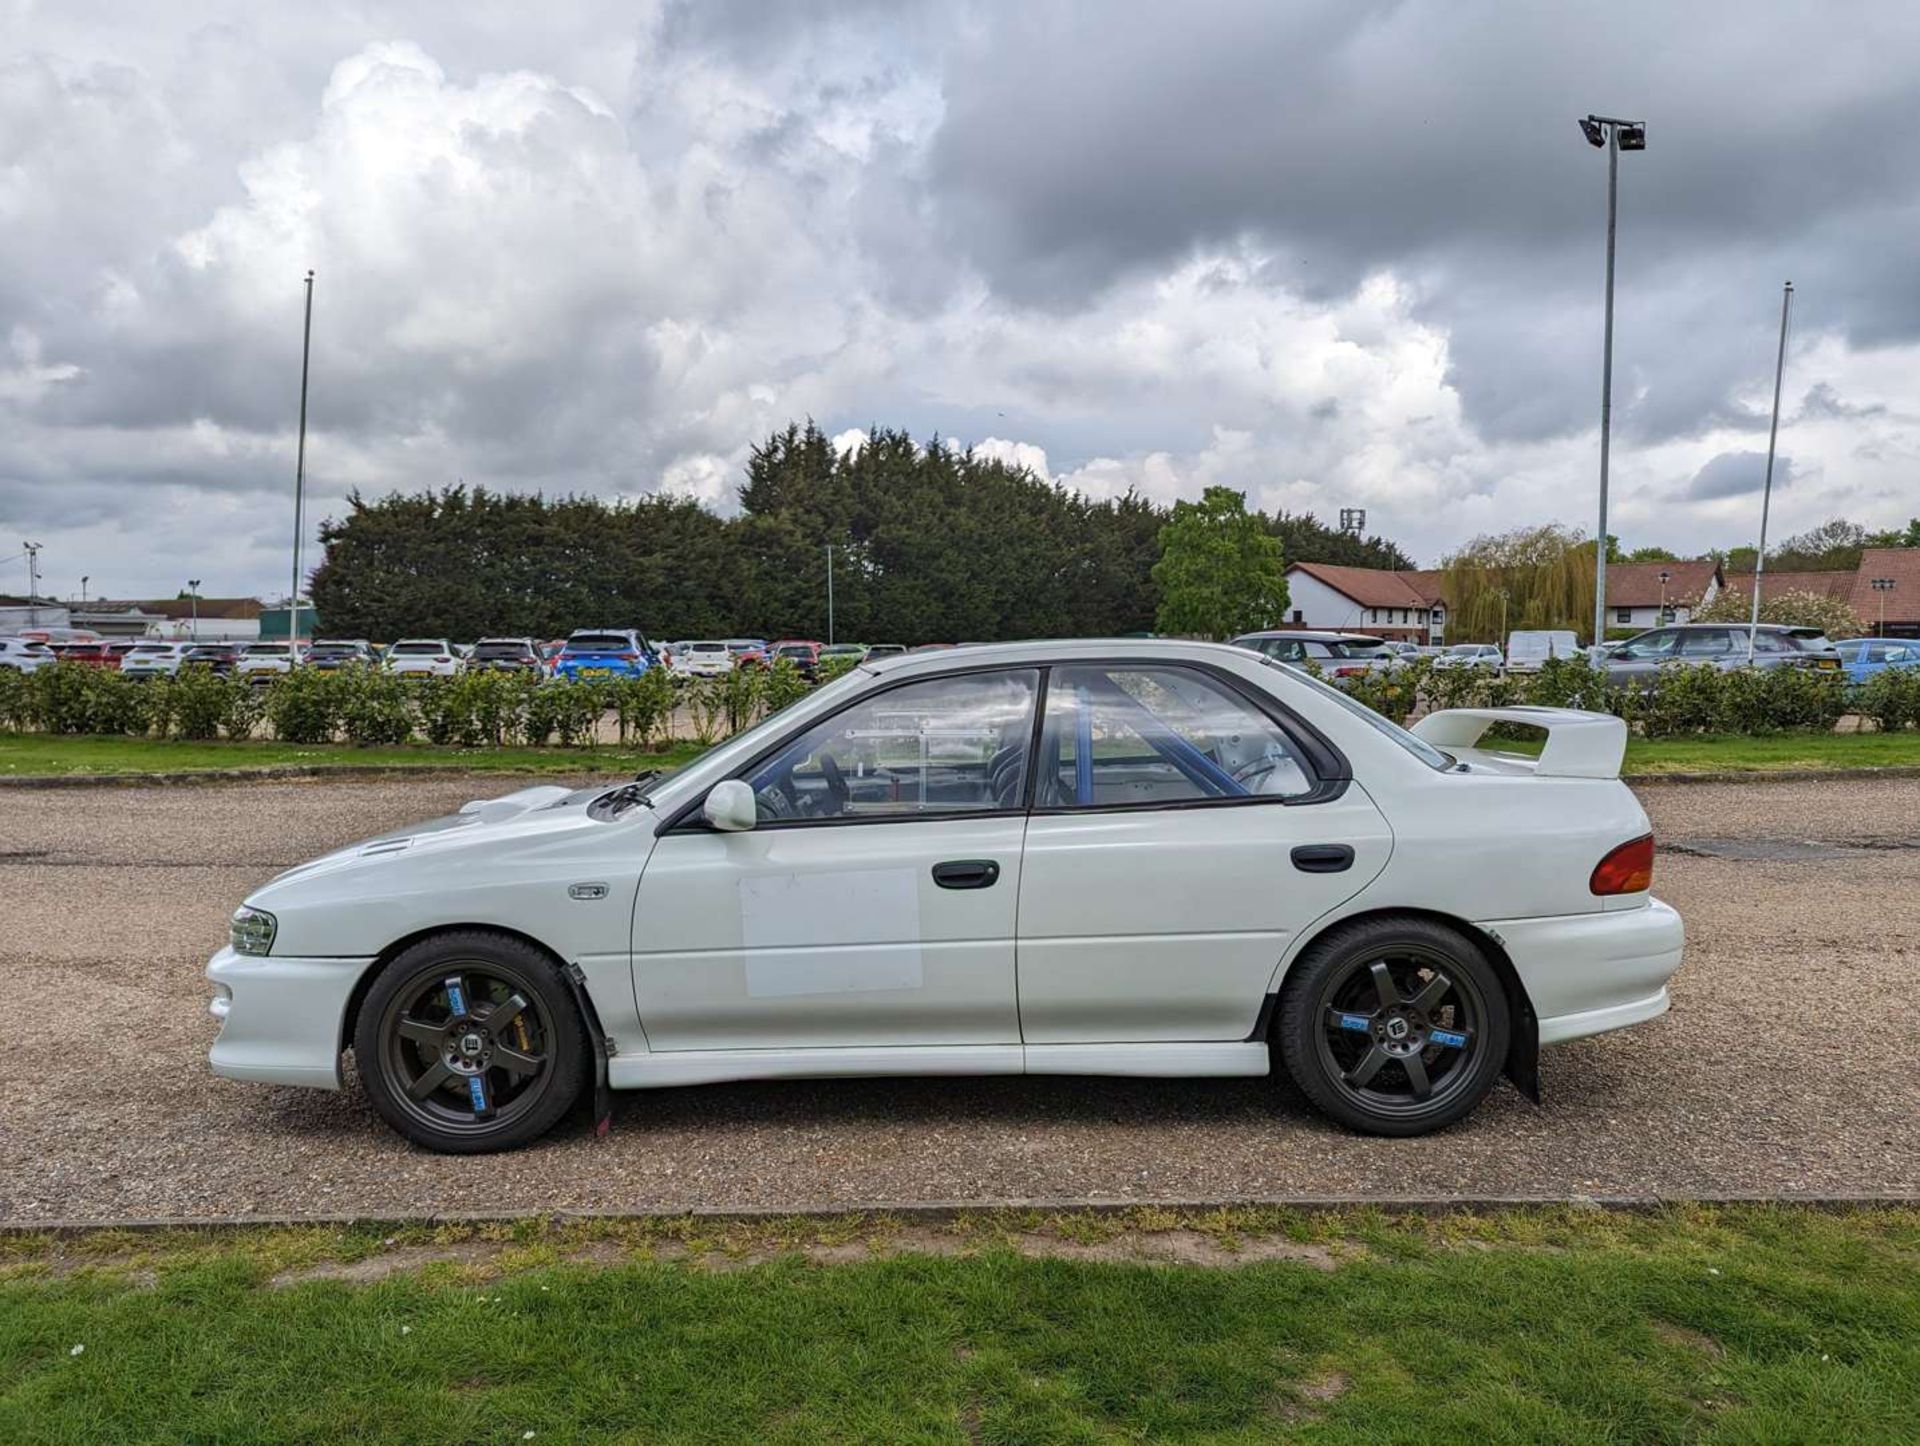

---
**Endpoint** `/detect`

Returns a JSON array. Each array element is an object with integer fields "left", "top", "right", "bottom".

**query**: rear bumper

[
  {"left": 205, "top": 946, "right": 375, "bottom": 1090},
  {"left": 1482, "top": 898, "right": 1684, "bottom": 1045}
]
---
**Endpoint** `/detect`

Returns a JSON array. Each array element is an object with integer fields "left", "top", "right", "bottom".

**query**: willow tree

[{"left": 1441, "top": 524, "right": 1597, "bottom": 643}]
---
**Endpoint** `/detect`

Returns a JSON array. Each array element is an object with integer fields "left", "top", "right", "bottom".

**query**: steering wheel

[
  {"left": 1229, "top": 755, "right": 1282, "bottom": 791},
  {"left": 816, "top": 752, "right": 851, "bottom": 815}
]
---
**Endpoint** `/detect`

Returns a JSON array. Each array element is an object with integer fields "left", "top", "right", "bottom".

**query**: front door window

[{"left": 746, "top": 670, "right": 1040, "bottom": 823}]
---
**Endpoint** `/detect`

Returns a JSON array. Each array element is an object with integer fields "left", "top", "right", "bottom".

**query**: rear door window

[{"left": 1038, "top": 665, "right": 1314, "bottom": 809}]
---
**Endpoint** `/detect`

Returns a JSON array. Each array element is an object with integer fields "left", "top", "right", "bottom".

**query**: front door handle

[
  {"left": 1291, "top": 844, "right": 1355, "bottom": 874},
  {"left": 932, "top": 859, "right": 1000, "bottom": 889}
]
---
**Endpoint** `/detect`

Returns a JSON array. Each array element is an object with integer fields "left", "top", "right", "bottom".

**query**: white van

[{"left": 1505, "top": 630, "right": 1582, "bottom": 673}]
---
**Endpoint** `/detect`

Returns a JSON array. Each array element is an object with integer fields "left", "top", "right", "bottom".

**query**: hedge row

[
  {"left": 0, "top": 652, "right": 1902, "bottom": 749},
  {"left": 1330, "top": 653, "right": 1868, "bottom": 739},
  {"left": 0, "top": 657, "right": 846, "bottom": 748}
]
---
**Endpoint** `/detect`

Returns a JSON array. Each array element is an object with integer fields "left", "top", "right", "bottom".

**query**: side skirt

[{"left": 609, "top": 1041, "right": 1269, "bottom": 1090}]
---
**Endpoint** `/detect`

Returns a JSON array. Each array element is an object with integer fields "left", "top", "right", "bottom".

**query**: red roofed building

[
  {"left": 1599, "top": 560, "right": 1725, "bottom": 631},
  {"left": 1282, "top": 562, "right": 1442, "bottom": 642},
  {"left": 1848, "top": 549, "right": 1920, "bottom": 637}
]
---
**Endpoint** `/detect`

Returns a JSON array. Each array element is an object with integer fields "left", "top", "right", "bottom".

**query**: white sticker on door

[{"left": 739, "top": 867, "right": 923, "bottom": 997}]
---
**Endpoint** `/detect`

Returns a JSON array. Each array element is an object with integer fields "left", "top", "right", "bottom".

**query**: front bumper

[
  {"left": 205, "top": 945, "right": 376, "bottom": 1090},
  {"left": 1484, "top": 898, "right": 1684, "bottom": 1045}
]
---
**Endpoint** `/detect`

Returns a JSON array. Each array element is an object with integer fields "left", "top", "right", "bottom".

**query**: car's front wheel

[
  {"left": 1275, "top": 916, "right": 1509, "bottom": 1136},
  {"left": 354, "top": 931, "right": 589, "bottom": 1154}
]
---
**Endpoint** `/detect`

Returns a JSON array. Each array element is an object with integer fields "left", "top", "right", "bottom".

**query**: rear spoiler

[{"left": 1410, "top": 706, "right": 1627, "bottom": 779}]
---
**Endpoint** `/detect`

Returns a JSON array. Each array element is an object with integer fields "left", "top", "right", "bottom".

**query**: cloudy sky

[{"left": 5, "top": 0, "right": 1920, "bottom": 601}]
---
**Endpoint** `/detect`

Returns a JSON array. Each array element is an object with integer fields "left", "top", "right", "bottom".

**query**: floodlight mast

[{"left": 1579, "top": 113, "right": 1646, "bottom": 648}]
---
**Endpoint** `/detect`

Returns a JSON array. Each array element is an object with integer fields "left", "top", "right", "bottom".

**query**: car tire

[
  {"left": 354, "top": 930, "right": 590, "bottom": 1155},
  {"left": 1275, "top": 915, "right": 1509, "bottom": 1137}
]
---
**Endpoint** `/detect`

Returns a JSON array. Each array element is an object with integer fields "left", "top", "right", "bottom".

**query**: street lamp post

[
  {"left": 824, "top": 544, "right": 835, "bottom": 646},
  {"left": 1746, "top": 281, "right": 1795, "bottom": 663},
  {"left": 23, "top": 542, "right": 42, "bottom": 629},
  {"left": 1871, "top": 577, "right": 1895, "bottom": 637},
  {"left": 1579, "top": 114, "right": 1646, "bottom": 648},
  {"left": 80, "top": 575, "right": 89, "bottom": 606},
  {"left": 289, "top": 270, "right": 315, "bottom": 650},
  {"left": 187, "top": 579, "right": 202, "bottom": 642},
  {"left": 1658, "top": 568, "right": 1671, "bottom": 624}
]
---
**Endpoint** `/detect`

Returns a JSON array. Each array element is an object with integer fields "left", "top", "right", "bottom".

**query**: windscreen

[
  {"left": 567, "top": 634, "right": 632, "bottom": 651},
  {"left": 391, "top": 642, "right": 446, "bottom": 656},
  {"left": 473, "top": 641, "right": 534, "bottom": 659}
]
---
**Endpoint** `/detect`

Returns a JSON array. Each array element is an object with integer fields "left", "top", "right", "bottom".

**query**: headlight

[{"left": 230, "top": 906, "right": 277, "bottom": 956}]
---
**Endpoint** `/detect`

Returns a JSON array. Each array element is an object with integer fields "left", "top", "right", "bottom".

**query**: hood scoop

[
  {"left": 360, "top": 837, "right": 414, "bottom": 857},
  {"left": 458, "top": 784, "right": 576, "bottom": 824}
]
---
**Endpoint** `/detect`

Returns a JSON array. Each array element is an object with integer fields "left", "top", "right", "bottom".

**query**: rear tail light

[{"left": 1590, "top": 834, "right": 1654, "bottom": 895}]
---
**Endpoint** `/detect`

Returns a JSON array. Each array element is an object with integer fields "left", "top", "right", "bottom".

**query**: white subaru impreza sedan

[{"left": 207, "top": 639, "right": 1682, "bottom": 1153}]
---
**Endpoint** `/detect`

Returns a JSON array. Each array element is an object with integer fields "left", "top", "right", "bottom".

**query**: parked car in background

[
  {"left": 52, "top": 640, "right": 122, "bottom": 668},
  {"left": 769, "top": 639, "right": 823, "bottom": 678},
  {"left": 1505, "top": 631, "right": 1581, "bottom": 674},
  {"left": 0, "top": 637, "right": 55, "bottom": 673},
  {"left": 724, "top": 638, "right": 769, "bottom": 668},
  {"left": 206, "top": 637, "right": 1683, "bottom": 1153},
  {"left": 1228, "top": 630, "right": 1394, "bottom": 680},
  {"left": 305, "top": 640, "right": 377, "bottom": 671},
  {"left": 181, "top": 643, "right": 242, "bottom": 674},
  {"left": 1600, "top": 624, "right": 1843, "bottom": 691},
  {"left": 235, "top": 642, "right": 301, "bottom": 682},
  {"left": 385, "top": 639, "right": 463, "bottom": 678},
  {"left": 671, "top": 640, "right": 735, "bottom": 678},
  {"left": 1379, "top": 640, "right": 1424, "bottom": 662},
  {"left": 863, "top": 643, "right": 907, "bottom": 659},
  {"left": 553, "top": 629, "right": 659, "bottom": 680},
  {"left": 467, "top": 638, "right": 546, "bottom": 675},
  {"left": 1833, "top": 637, "right": 1920, "bottom": 687},
  {"left": 120, "top": 642, "right": 195, "bottom": 679},
  {"left": 1434, "top": 643, "right": 1504, "bottom": 673},
  {"left": 819, "top": 643, "right": 869, "bottom": 668}
]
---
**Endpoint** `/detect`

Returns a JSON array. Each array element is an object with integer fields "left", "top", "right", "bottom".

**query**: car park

[
  {"left": 51, "top": 640, "right": 122, "bottom": 668},
  {"left": 467, "top": 638, "right": 546, "bottom": 674},
  {"left": 1832, "top": 637, "right": 1920, "bottom": 686},
  {"left": 1599, "top": 623, "right": 1843, "bottom": 690},
  {"left": 234, "top": 642, "right": 302, "bottom": 681},
  {"left": 181, "top": 642, "right": 242, "bottom": 674},
  {"left": 120, "top": 641, "right": 194, "bottom": 679},
  {"left": 206, "top": 637, "right": 1681, "bottom": 1154},
  {"left": 554, "top": 629, "right": 659, "bottom": 680},
  {"left": 1434, "top": 643, "right": 1504, "bottom": 672},
  {"left": 769, "top": 639, "right": 823, "bottom": 677},
  {"left": 670, "top": 640, "right": 735, "bottom": 678},
  {"left": 384, "top": 639, "right": 463, "bottom": 678},
  {"left": 0, "top": 637, "right": 55, "bottom": 673},
  {"left": 306, "top": 640, "right": 377, "bottom": 671},
  {"left": 1504, "top": 630, "right": 1581, "bottom": 673},
  {"left": 1227, "top": 630, "right": 1394, "bottom": 679}
]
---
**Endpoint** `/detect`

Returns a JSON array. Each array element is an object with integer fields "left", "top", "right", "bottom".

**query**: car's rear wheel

[
  {"left": 354, "top": 931, "right": 589, "bottom": 1154},
  {"left": 1276, "top": 916, "right": 1509, "bottom": 1136}
]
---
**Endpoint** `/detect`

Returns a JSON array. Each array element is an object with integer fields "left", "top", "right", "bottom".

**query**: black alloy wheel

[
  {"left": 355, "top": 931, "right": 588, "bottom": 1154},
  {"left": 1276, "top": 916, "right": 1510, "bottom": 1136}
]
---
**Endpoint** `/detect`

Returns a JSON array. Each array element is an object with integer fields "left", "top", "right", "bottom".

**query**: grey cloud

[{"left": 1684, "top": 450, "right": 1793, "bottom": 500}]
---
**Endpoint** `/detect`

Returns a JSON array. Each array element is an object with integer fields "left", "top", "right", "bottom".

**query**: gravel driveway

[{"left": 2, "top": 772, "right": 1915, "bottom": 1223}]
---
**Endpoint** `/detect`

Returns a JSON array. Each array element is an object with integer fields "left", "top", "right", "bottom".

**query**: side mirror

[{"left": 703, "top": 779, "right": 758, "bottom": 832}]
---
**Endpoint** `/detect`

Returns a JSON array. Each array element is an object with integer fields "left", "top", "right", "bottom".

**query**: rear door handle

[
  {"left": 932, "top": 859, "right": 1000, "bottom": 889},
  {"left": 1291, "top": 844, "right": 1355, "bottom": 874}
]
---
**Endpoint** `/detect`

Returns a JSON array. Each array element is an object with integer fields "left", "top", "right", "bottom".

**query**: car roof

[
  {"left": 863, "top": 636, "right": 1270, "bottom": 678},
  {"left": 1230, "top": 630, "right": 1382, "bottom": 643}
]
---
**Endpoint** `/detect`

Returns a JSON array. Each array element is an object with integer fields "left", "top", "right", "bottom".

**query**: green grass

[
  {"left": 1484, "top": 729, "right": 1920, "bottom": 776},
  {"left": 0, "top": 733, "right": 709, "bottom": 778},
  {"left": 2, "top": 1207, "right": 1916, "bottom": 1443}
]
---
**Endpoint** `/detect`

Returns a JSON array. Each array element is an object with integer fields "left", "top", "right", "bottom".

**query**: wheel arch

[
  {"left": 1266, "top": 906, "right": 1540, "bottom": 1102},
  {"left": 340, "top": 922, "right": 604, "bottom": 1058}
]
